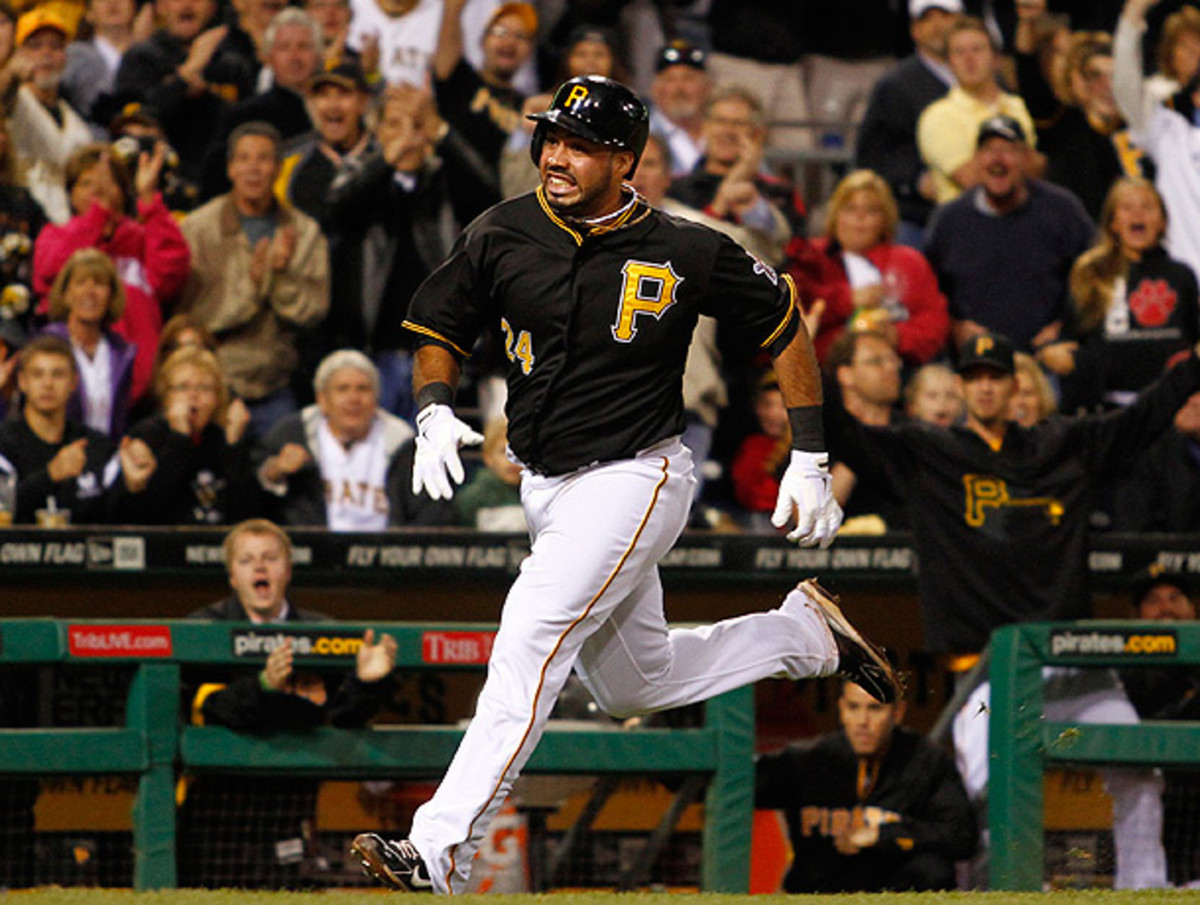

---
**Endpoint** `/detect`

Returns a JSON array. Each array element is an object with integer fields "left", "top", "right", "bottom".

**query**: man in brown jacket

[{"left": 180, "top": 121, "right": 329, "bottom": 441}]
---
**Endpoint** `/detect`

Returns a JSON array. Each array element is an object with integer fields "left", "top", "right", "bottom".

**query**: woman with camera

[{"left": 30, "top": 139, "right": 190, "bottom": 404}]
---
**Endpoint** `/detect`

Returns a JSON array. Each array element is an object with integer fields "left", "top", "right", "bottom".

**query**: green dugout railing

[
  {"left": 0, "top": 619, "right": 754, "bottom": 892},
  {"left": 989, "top": 619, "right": 1200, "bottom": 890}
]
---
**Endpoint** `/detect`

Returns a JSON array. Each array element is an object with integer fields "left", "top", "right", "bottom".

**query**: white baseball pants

[{"left": 409, "top": 437, "right": 838, "bottom": 893}]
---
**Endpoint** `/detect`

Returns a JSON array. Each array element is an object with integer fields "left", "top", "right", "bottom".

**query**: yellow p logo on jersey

[
  {"left": 564, "top": 84, "right": 589, "bottom": 109},
  {"left": 612, "top": 260, "right": 682, "bottom": 342}
]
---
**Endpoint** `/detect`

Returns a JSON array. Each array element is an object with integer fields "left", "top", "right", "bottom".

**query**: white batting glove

[
  {"left": 412, "top": 404, "right": 484, "bottom": 500},
  {"left": 770, "top": 450, "right": 844, "bottom": 548}
]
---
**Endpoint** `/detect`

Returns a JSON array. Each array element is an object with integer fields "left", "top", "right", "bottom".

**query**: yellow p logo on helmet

[
  {"left": 564, "top": 84, "right": 589, "bottom": 109},
  {"left": 975, "top": 336, "right": 994, "bottom": 355}
]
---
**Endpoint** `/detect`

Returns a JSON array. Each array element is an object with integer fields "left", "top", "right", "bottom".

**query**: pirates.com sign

[
  {"left": 230, "top": 629, "right": 365, "bottom": 658},
  {"left": 1050, "top": 629, "right": 1178, "bottom": 658}
]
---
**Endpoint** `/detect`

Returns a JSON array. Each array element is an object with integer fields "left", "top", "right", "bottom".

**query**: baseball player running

[{"left": 352, "top": 75, "right": 899, "bottom": 894}]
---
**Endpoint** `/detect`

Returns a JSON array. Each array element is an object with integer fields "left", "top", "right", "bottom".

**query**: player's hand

[
  {"left": 834, "top": 822, "right": 879, "bottom": 854},
  {"left": 771, "top": 450, "right": 843, "bottom": 548},
  {"left": 356, "top": 628, "right": 398, "bottom": 683},
  {"left": 412, "top": 403, "right": 484, "bottom": 500}
]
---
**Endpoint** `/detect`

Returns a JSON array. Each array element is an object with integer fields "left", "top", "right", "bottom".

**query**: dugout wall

[
  {"left": 0, "top": 619, "right": 754, "bottom": 891},
  {"left": 989, "top": 620, "right": 1200, "bottom": 890}
]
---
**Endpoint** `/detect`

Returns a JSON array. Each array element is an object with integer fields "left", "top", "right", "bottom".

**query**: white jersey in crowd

[
  {"left": 348, "top": 0, "right": 443, "bottom": 87},
  {"left": 318, "top": 417, "right": 390, "bottom": 531}
]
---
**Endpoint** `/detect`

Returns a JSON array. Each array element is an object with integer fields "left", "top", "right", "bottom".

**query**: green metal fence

[
  {"left": 0, "top": 618, "right": 754, "bottom": 891},
  {"left": 989, "top": 619, "right": 1200, "bottom": 889}
]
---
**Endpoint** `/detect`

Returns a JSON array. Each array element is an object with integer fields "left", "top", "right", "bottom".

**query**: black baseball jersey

[
  {"left": 755, "top": 726, "right": 977, "bottom": 893},
  {"left": 404, "top": 187, "right": 799, "bottom": 475},
  {"left": 826, "top": 353, "right": 1200, "bottom": 653}
]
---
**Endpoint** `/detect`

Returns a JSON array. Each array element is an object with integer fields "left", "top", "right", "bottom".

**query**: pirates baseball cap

[
  {"left": 485, "top": 2, "right": 537, "bottom": 37},
  {"left": 308, "top": 60, "right": 369, "bottom": 93},
  {"left": 656, "top": 40, "right": 706, "bottom": 72},
  {"left": 15, "top": 6, "right": 72, "bottom": 46},
  {"left": 956, "top": 333, "right": 1014, "bottom": 375},
  {"left": 909, "top": 0, "right": 964, "bottom": 18},
  {"left": 1130, "top": 564, "right": 1193, "bottom": 608},
  {"left": 977, "top": 114, "right": 1027, "bottom": 147}
]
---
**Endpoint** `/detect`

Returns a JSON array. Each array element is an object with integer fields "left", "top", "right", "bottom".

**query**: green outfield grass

[{"left": 7, "top": 890, "right": 1200, "bottom": 905}]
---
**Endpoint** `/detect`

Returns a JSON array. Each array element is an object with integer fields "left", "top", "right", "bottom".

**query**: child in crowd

[
  {"left": 730, "top": 372, "right": 790, "bottom": 529},
  {"left": 454, "top": 416, "right": 524, "bottom": 532},
  {"left": 904, "top": 362, "right": 963, "bottom": 427}
]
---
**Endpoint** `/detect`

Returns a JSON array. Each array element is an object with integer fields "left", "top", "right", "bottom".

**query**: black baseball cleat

[
  {"left": 351, "top": 834, "right": 434, "bottom": 892},
  {"left": 799, "top": 578, "right": 900, "bottom": 704}
]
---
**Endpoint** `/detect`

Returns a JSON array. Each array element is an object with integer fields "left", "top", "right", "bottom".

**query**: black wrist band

[
  {"left": 415, "top": 381, "right": 454, "bottom": 411},
  {"left": 788, "top": 404, "right": 825, "bottom": 452}
]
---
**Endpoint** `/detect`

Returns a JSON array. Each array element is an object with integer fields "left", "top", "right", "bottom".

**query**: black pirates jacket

[
  {"left": 404, "top": 187, "right": 800, "bottom": 476},
  {"left": 756, "top": 726, "right": 977, "bottom": 893},
  {"left": 825, "top": 352, "right": 1200, "bottom": 654}
]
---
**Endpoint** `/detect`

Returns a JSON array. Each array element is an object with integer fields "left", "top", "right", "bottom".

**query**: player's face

[
  {"left": 1137, "top": 583, "right": 1196, "bottom": 621},
  {"left": 947, "top": 28, "right": 995, "bottom": 92},
  {"left": 317, "top": 366, "right": 377, "bottom": 442},
  {"left": 1110, "top": 182, "right": 1165, "bottom": 259},
  {"left": 961, "top": 366, "right": 1016, "bottom": 425},
  {"left": 228, "top": 531, "right": 292, "bottom": 619},
  {"left": 539, "top": 124, "right": 632, "bottom": 219},
  {"left": 834, "top": 189, "right": 887, "bottom": 254},
  {"left": 482, "top": 13, "right": 534, "bottom": 81},
  {"left": 17, "top": 352, "right": 76, "bottom": 417},
  {"left": 630, "top": 139, "right": 670, "bottom": 205},
  {"left": 64, "top": 270, "right": 114, "bottom": 327},
  {"left": 838, "top": 683, "right": 900, "bottom": 757},
  {"left": 651, "top": 64, "right": 710, "bottom": 122},
  {"left": 310, "top": 82, "right": 367, "bottom": 147},
  {"left": 907, "top": 369, "right": 963, "bottom": 427},
  {"left": 228, "top": 134, "right": 280, "bottom": 208}
]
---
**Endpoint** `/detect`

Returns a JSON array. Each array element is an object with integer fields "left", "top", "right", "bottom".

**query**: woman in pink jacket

[
  {"left": 32, "top": 141, "right": 190, "bottom": 402},
  {"left": 787, "top": 169, "right": 950, "bottom": 367}
]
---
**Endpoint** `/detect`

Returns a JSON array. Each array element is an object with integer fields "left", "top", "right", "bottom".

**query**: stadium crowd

[
  {"left": 2, "top": 0, "right": 1200, "bottom": 890},
  {"left": 0, "top": 0, "right": 1197, "bottom": 536}
]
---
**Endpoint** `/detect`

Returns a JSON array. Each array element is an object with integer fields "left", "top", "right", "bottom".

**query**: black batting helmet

[{"left": 528, "top": 75, "right": 650, "bottom": 176}]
